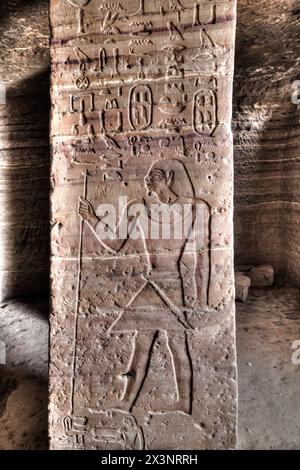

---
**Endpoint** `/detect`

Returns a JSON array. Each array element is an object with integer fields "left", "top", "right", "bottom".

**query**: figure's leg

[
  {"left": 118, "top": 331, "right": 157, "bottom": 412},
  {"left": 167, "top": 331, "right": 193, "bottom": 415}
]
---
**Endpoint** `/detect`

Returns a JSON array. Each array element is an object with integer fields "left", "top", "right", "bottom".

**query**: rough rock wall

[
  {"left": 233, "top": 0, "right": 300, "bottom": 283},
  {"left": 0, "top": 0, "right": 50, "bottom": 300}
]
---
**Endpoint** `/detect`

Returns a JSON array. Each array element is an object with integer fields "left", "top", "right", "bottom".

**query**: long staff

[{"left": 70, "top": 170, "right": 88, "bottom": 415}]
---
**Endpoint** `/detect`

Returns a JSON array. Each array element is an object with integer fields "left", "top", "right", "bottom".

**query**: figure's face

[{"left": 144, "top": 168, "right": 167, "bottom": 196}]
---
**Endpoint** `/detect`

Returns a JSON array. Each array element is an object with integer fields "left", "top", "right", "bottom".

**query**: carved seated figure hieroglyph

[{"left": 79, "top": 158, "right": 211, "bottom": 415}]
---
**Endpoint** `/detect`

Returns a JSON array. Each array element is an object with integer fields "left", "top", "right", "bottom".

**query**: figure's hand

[
  {"left": 185, "top": 295, "right": 196, "bottom": 307},
  {"left": 78, "top": 197, "right": 98, "bottom": 226}
]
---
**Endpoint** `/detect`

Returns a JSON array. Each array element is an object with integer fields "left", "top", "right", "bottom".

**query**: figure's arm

[
  {"left": 194, "top": 202, "right": 211, "bottom": 307},
  {"left": 78, "top": 197, "right": 133, "bottom": 254},
  {"left": 179, "top": 251, "right": 197, "bottom": 308},
  {"left": 180, "top": 202, "right": 211, "bottom": 307}
]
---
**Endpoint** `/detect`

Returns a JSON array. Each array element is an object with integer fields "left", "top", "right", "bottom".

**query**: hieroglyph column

[{"left": 50, "top": 0, "right": 237, "bottom": 449}]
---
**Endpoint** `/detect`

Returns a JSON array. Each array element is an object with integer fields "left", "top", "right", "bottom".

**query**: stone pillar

[{"left": 50, "top": 0, "right": 237, "bottom": 450}]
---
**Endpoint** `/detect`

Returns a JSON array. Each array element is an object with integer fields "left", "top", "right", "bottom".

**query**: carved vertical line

[{"left": 70, "top": 170, "right": 88, "bottom": 415}]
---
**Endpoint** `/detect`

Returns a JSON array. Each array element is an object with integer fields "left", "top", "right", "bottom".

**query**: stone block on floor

[
  {"left": 235, "top": 272, "right": 251, "bottom": 302},
  {"left": 249, "top": 265, "right": 274, "bottom": 287}
]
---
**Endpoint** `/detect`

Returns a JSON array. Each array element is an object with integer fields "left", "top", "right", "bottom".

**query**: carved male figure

[{"left": 79, "top": 158, "right": 211, "bottom": 414}]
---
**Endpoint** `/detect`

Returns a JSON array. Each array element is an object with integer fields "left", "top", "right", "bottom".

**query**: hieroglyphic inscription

[
  {"left": 66, "top": 0, "right": 91, "bottom": 34},
  {"left": 50, "top": 0, "right": 237, "bottom": 450}
]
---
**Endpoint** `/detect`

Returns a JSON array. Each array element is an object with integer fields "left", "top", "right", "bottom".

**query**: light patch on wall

[
  {"left": 0, "top": 340, "right": 6, "bottom": 364},
  {"left": 0, "top": 82, "right": 6, "bottom": 105}
]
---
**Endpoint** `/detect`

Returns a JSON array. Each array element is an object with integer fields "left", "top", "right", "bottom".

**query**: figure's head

[
  {"left": 144, "top": 166, "right": 173, "bottom": 196},
  {"left": 144, "top": 158, "right": 194, "bottom": 201}
]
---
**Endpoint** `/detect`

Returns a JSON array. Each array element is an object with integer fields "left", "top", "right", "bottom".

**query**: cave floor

[
  {"left": 0, "top": 286, "right": 300, "bottom": 449},
  {"left": 0, "top": 298, "right": 48, "bottom": 450},
  {"left": 237, "top": 286, "right": 300, "bottom": 450}
]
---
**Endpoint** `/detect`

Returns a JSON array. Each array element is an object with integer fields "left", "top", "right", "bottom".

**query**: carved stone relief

[{"left": 50, "top": 0, "right": 237, "bottom": 450}]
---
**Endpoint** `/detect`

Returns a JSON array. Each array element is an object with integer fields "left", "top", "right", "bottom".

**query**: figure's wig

[{"left": 146, "top": 158, "right": 195, "bottom": 198}]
